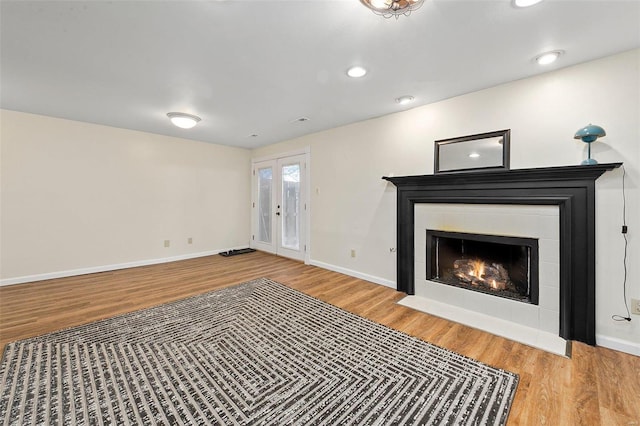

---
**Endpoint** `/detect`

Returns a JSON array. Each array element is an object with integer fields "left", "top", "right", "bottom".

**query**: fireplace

[
  {"left": 426, "top": 230, "right": 538, "bottom": 304},
  {"left": 383, "top": 163, "right": 621, "bottom": 345}
]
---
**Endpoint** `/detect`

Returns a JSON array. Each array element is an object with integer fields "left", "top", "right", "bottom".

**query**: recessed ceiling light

[
  {"left": 513, "top": 0, "right": 543, "bottom": 7},
  {"left": 347, "top": 66, "right": 367, "bottom": 78},
  {"left": 469, "top": 153, "right": 480, "bottom": 158},
  {"left": 167, "top": 112, "right": 201, "bottom": 129},
  {"left": 395, "top": 95, "right": 415, "bottom": 105},
  {"left": 535, "top": 50, "right": 563, "bottom": 65}
]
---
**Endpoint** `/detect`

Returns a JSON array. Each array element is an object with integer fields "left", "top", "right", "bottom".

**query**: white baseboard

[
  {"left": 308, "top": 260, "right": 396, "bottom": 289},
  {"left": 596, "top": 334, "right": 640, "bottom": 357},
  {"left": 0, "top": 246, "right": 248, "bottom": 287}
]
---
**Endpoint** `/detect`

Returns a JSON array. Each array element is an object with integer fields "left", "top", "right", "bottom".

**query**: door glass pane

[
  {"left": 257, "top": 167, "right": 272, "bottom": 243},
  {"left": 281, "top": 163, "right": 300, "bottom": 250}
]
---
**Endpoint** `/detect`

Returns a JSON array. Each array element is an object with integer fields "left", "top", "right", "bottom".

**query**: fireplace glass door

[{"left": 426, "top": 230, "right": 539, "bottom": 304}]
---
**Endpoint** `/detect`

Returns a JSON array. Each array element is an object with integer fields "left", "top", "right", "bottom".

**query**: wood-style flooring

[{"left": 1, "top": 251, "right": 638, "bottom": 425}]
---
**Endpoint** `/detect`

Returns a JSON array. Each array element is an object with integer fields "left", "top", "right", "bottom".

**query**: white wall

[
  {"left": 1, "top": 110, "right": 252, "bottom": 283},
  {"left": 252, "top": 49, "right": 640, "bottom": 353}
]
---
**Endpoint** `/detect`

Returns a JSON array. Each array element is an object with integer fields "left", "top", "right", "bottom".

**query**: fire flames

[
  {"left": 467, "top": 260, "right": 484, "bottom": 278},
  {"left": 453, "top": 258, "right": 509, "bottom": 291}
]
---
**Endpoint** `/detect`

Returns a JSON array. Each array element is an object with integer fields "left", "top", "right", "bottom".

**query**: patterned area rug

[{"left": 0, "top": 278, "right": 518, "bottom": 425}]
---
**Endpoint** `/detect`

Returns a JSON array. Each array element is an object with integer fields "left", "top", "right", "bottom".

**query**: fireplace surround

[{"left": 383, "top": 163, "right": 621, "bottom": 345}]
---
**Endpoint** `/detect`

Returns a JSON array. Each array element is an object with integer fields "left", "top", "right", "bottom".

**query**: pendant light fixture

[{"left": 360, "top": 0, "right": 425, "bottom": 19}]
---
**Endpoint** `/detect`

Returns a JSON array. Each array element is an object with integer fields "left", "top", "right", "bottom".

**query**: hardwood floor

[{"left": 1, "top": 251, "right": 638, "bottom": 425}]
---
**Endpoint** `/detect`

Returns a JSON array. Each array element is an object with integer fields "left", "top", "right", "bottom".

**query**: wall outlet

[
  {"left": 350, "top": 249, "right": 356, "bottom": 258},
  {"left": 188, "top": 237, "right": 193, "bottom": 244},
  {"left": 164, "top": 240, "right": 170, "bottom": 248},
  {"left": 631, "top": 298, "right": 640, "bottom": 315}
]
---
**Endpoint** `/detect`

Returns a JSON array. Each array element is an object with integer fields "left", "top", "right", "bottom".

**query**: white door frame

[{"left": 251, "top": 148, "right": 310, "bottom": 264}]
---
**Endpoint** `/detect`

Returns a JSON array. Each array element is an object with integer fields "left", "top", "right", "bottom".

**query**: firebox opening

[{"left": 426, "top": 230, "right": 539, "bottom": 304}]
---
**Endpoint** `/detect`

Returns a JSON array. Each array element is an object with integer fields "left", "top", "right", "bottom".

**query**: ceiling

[{"left": 1, "top": 1, "right": 639, "bottom": 149}]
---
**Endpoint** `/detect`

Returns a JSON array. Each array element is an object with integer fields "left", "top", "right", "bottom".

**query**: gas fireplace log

[{"left": 452, "top": 258, "right": 513, "bottom": 291}]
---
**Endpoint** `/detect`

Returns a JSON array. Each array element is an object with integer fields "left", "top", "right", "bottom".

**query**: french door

[{"left": 251, "top": 154, "right": 307, "bottom": 261}]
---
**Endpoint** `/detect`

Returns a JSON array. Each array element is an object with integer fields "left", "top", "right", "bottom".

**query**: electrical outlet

[
  {"left": 350, "top": 249, "right": 356, "bottom": 258},
  {"left": 188, "top": 237, "right": 193, "bottom": 244},
  {"left": 164, "top": 240, "right": 170, "bottom": 248},
  {"left": 631, "top": 298, "right": 640, "bottom": 315}
]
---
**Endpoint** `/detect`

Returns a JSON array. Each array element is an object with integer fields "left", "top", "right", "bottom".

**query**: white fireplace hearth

[{"left": 398, "top": 203, "right": 568, "bottom": 356}]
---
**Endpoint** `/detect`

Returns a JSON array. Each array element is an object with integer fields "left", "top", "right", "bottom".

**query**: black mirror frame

[{"left": 434, "top": 129, "right": 511, "bottom": 174}]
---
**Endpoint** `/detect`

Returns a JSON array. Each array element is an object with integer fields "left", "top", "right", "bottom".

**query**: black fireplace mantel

[{"left": 383, "top": 163, "right": 621, "bottom": 345}]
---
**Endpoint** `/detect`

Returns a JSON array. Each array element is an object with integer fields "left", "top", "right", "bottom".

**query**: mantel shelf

[{"left": 383, "top": 163, "right": 621, "bottom": 188}]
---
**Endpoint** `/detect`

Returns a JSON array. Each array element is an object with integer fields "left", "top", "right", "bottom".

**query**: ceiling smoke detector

[{"left": 395, "top": 95, "right": 415, "bottom": 105}]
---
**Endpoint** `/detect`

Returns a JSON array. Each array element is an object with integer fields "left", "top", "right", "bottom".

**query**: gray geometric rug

[{"left": 0, "top": 278, "right": 518, "bottom": 425}]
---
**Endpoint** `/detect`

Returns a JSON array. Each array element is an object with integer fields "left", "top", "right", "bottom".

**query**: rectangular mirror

[{"left": 434, "top": 129, "right": 510, "bottom": 174}]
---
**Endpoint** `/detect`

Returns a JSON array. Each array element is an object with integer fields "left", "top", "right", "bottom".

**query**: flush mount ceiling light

[
  {"left": 360, "top": 0, "right": 425, "bottom": 18},
  {"left": 395, "top": 95, "right": 415, "bottom": 105},
  {"left": 513, "top": 0, "right": 543, "bottom": 7},
  {"left": 167, "top": 112, "right": 201, "bottom": 129},
  {"left": 347, "top": 66, "right": 367, "bottom": 78},
  {"left": 535, "top": 50, "right": 563, "bottom": 65}
]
